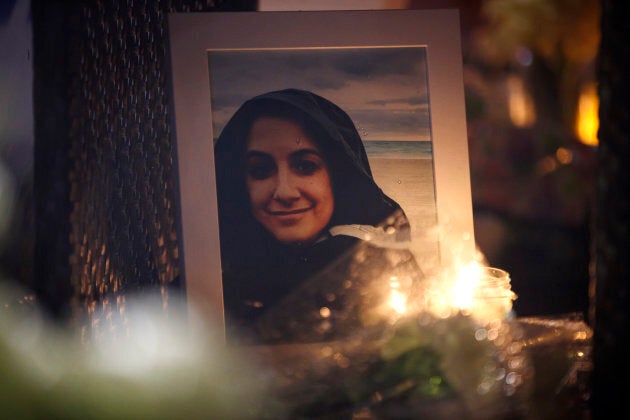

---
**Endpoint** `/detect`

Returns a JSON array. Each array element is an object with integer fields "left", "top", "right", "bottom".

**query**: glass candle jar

[{"left": 469, "top": 267, "right": 517, "bottom": 322}]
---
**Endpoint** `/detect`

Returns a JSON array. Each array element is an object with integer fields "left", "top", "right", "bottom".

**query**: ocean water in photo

[{"left": 363, "top": 141, "right": 432, "bottom": 160}]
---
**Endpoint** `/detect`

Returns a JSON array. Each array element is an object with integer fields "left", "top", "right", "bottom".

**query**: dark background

[
  {"left": 0, "top": 0, "right": 627, "bottom": 416},
  {"left": 0, "top": 0, "right": 596, "bottom": 319}
]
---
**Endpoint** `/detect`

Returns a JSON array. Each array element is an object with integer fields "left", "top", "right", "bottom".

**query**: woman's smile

[
  {"left": 266, "top": 206, "right": 315, "bottom": 228},
  {"left": 267, "top": 206, "right": 313, "bottom": 215}
]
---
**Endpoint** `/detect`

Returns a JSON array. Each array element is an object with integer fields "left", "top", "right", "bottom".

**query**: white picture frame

[{"left": 167, "top": 9, "right": 475, "bottom": 338}]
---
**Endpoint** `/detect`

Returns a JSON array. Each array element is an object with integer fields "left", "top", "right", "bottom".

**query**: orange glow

[
  {"left": 507, "top": 75, "right": 535, "bottom": 127},
  {"left": 536, "top": 156, "right": 557, "bottom": 175},
  {"left": 576, "top": 83, "right": 599, "bottom": 146},
  {"left": 387, "top": 276, "right": 407, "bottom": 315},
  {"left": 426, "top": 262, "right": 515, "bottom": 322},
  {"left": 555, "top": 147, "right": 573, "bottom": 164},
  {"left": 452, "top": 263, "right": 482, "bottom": 310},
  {"left": 388, "top": 289, "right": 407, "bottom": 314}
]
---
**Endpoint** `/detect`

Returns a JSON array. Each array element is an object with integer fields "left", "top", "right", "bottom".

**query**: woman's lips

[
  {"left": 266, "top": 207, "right": 312, "bottom": 224},
  {"left": 266, "top": 206, "right": 313, "bottom": 216}
]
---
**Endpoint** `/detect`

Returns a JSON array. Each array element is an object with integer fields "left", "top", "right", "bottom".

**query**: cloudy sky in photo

[{"left": 207, "top": 47, "right": 431, "bottom": 142}]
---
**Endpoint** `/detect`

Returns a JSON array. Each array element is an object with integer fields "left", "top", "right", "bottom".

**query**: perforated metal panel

[{"left": 57, "top": 0, "right": 255, "bottom": 326}]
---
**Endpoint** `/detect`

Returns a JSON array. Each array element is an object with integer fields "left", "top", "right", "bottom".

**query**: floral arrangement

[
  {"left": 258, "top": 305, "right": 532, "bottom": 419},
  {"left": 239, "top": 239, "right": 531, "bottom": 419}
]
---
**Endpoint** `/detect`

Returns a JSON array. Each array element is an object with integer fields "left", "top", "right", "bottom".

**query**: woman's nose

[{"left": 272, "top": 168, "right": 300, "bottom": 200}]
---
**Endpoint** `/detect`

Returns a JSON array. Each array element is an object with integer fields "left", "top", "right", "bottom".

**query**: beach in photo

[
  {"left": 369, "top": 157, "right": 439, "bottom": 261},
  {"left": 369, "top": 157, "right": 436, "bottom": 231}
]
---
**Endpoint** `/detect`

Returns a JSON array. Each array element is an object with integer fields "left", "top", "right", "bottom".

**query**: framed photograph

[{"left": 167, "top": 9, "right": 474, "bottom": 340}]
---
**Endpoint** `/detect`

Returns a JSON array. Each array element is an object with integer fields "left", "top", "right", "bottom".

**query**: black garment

[{"left": 214, "top": 89, "right": 415, "bottom": 343}]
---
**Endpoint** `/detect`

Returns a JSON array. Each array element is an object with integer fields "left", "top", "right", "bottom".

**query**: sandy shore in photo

[
  {"left": 369, "top": 157, "right": 436, "bottom": 230},
  {"left": 369, "top": 157, "right": 440, "bottom": 264}
]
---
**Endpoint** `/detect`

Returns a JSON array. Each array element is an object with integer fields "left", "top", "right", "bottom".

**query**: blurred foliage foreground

[
  {"left": 0, "top": 282, "right": 284, "bottom": 419},
  {"left": 1, "top": 278, "right": 591, "bottom": 419}
]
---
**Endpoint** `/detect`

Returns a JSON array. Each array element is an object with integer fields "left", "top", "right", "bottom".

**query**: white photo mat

[{"left": 167, "top": 9, "right": 475, "bottom": 333}]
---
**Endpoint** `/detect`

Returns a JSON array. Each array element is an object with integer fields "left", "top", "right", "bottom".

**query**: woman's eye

[
  {"left": 246, "top": 159, "right": 275, "bottom": 180},
  {"left": 293, "top": 159, "right": 321, "bottom": 175}
]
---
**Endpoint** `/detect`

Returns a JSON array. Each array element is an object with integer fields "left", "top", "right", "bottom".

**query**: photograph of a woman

[
  {"left": 205, "top": 46, "right": 438, "bottom": 343},
  {"left": 168, "top": 14, "right": 475, "bottom": 343},
  {"left": 215, "top": 89, "right": 423, "bottom": 343}
]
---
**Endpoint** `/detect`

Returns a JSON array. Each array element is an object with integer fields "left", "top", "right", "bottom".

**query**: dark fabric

[
  {"left": 214, "top": 88, "right": 413, "bottom": 342},
  {"left": 250, "top": 237, "right": 424, "bottom": 345}
]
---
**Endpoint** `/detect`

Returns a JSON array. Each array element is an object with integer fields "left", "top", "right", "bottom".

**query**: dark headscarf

[{"left": 214, "top": 89, "right": 410, "bottom": 335}]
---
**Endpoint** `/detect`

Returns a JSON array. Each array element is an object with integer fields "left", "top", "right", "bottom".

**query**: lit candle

[
  {"left": 467, "top": 266, "right": 516, "bottom": 322},
  {"left": 426, "top": 263, "right": 516, "bottom": 323}
]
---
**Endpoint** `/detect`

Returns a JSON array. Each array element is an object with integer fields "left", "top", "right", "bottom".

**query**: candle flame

[
  {"left": 425, "top": 262, "right": 515, "bottom": 322},
  {"left": 452, "top": 263, "right": 482, "bottom": 310},
  {"left": 388, "top": 289, "right": 407, "bottom": 314}
]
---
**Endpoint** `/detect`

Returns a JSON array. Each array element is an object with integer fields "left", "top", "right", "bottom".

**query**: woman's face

[{"left": 245, "top": 116, "right": 334, "bottom": 245}]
